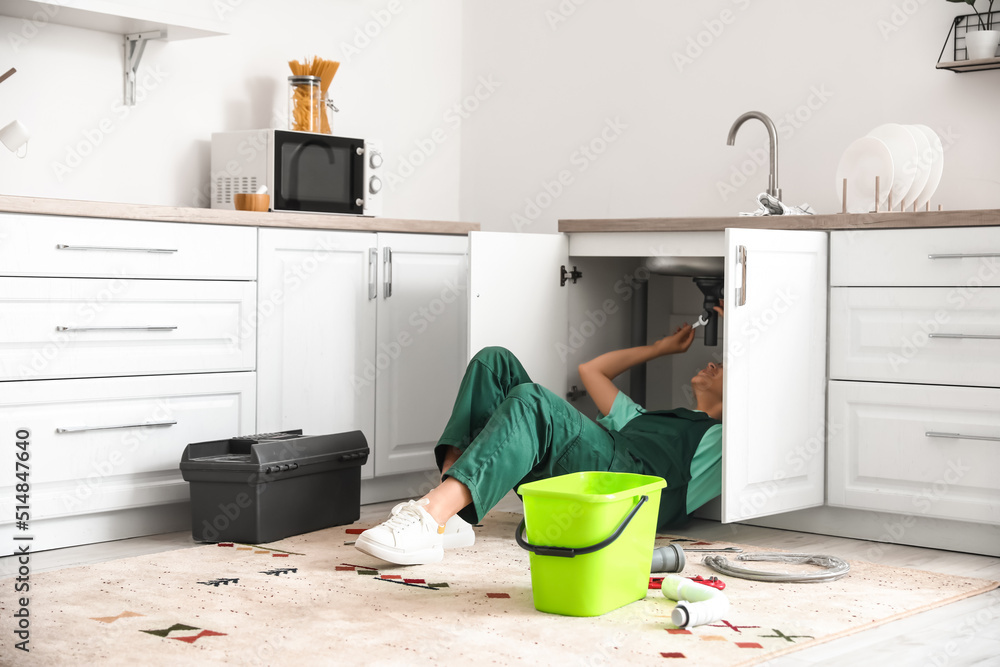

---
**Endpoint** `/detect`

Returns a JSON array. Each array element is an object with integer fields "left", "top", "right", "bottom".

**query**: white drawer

[
  {"left": 831, "top": 227, "right": 1000, "bottom": 287},
  {"left": 828, "top": 380, "right": 1000, "bottom": 525},
  {"left": 0, "top": 213, "right": 257, "bottom": 280},
  {"left": 0, "top": 372, "right": 255, "bottom": 522},
  {"left": 829, "top": 287, "right": 1000, "bottom": 387},
  {"left": 0, "top": 277, "right": 256, "bottom": 380}
]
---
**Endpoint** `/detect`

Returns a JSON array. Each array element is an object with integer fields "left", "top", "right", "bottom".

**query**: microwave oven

[{"left": 210, "top": 129, "right": 382, "bottom": 216}]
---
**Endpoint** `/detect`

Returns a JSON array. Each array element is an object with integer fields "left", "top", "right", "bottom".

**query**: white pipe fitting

[{"left": 660, "top": 575, "right": 730, "bottom": 628}]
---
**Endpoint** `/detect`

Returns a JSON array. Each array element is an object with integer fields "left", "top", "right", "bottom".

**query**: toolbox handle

[{"left": 514, "top": 495, "right": 648, "bottom": 558}]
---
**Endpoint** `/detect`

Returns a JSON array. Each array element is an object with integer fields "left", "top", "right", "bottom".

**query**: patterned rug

[{"left": 2, "top": 511, "right": 996, "bottom": 666}]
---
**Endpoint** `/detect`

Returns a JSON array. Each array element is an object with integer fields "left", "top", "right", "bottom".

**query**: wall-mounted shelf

[
  {"left": 0, "top": 0, "right": 228, "bottom": 40},
  {"left": 937, "top": 10, "right": 1000, "bottom": 73},
  {"left": 1, "top": 0, "right": 228, "bottom": 106}
]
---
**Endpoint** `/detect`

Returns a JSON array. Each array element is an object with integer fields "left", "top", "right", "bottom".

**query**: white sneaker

[
  {"left": 355, "top": 499, "right": 444, "bottom": 565},
  {"left": 387, "top": 501, "right": 476, "bottom": 549}
]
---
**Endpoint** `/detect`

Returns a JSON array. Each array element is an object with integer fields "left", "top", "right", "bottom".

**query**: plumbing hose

[
  {"left": 702, "top": 552, "right": 850, "bottom": 583},
  {"left": 660, "top": 575, "right": 730, "bottom": 629}
]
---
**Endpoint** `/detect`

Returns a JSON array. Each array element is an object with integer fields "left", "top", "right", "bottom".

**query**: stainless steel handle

[
  {"left": 56, "top": 326, "right": 178, "bottom": 332},
  {"left": 928, "top": 333, "right": 1000, "bottom": 340},
  {"left": 926, "top": 431, "right": 1000, "bottom": 442},
  {"left": 57, "top": 244, "right": 178, "bottom": 254},
  {"left": 368, "top": 247, "right": 378, "bottom": 300},
  {"left": 383, "top": 247, "right": 393, "bottom": 298},
  {"left": 735, "top": 245, "right": 747, "bottom": 307},
  {"left": 56, "top": 420, "right": 177, "bottom": 434},
  {"left": 927, "top": 253, "right": 1000, "bottom": 260}
]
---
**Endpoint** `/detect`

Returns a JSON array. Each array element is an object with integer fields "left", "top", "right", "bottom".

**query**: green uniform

[{"left": 436, "top": 347, "right": 722, "bottom": 529}]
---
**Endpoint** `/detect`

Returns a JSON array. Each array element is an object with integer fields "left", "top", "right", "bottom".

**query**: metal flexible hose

[{"left": 702, "top": 552, "right": 851, "bottom": 583}]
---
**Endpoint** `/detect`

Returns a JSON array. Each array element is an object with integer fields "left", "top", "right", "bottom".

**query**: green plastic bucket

[{"left": 516, "top": 471, "right": 666, "bottom": 617}]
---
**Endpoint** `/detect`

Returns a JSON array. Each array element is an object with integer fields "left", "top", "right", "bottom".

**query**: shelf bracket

[{"left": 124, "top": 30, "right": 166, "bottom": 106}]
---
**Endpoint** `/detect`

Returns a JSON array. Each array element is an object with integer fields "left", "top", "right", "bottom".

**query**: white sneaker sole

[
  {"left": 354, "top": 534, "right": 444, "bottom": 565},
  {"left": 442, "top": 531, "right": 476, "bottom": 549}
]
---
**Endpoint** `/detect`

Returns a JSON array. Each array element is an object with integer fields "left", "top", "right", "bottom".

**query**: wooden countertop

[
  {"left": 0, "top": 195, "right": 479, "bottom": 235},
  {"left": 559, "top": 209, "right": 1000, "bottom": 233}
]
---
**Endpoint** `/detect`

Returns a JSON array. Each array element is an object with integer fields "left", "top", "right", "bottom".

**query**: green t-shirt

[{"left": 597, "top": 391, "right": 722, "bottom": 515}]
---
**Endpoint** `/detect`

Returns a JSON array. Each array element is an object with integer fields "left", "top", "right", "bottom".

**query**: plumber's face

[{"left": 691, "top": 362, "right": 723, "bottom": 400}]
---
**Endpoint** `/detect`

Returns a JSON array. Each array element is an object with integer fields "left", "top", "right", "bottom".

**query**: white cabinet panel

[
  {"left": 0, "top": 277, "right": 256, "bottom": 380},
  {"left": 256, "top": 228, "right": 377, "bottom": 479},
  {"left": 0, "top": 213, "right": 257, "bottom": 280},
  {"left": 469, "top": 231, "right": 569, "bottom": 394},
  {"left": 829, "top": 287, "right": 1000, "bottom": 387},
  {"left": 0, "top": 372, "right": 256, "bottom": 551},
  {"left": 828, "top": 380, "right": 1000, "bottom": 525},
  {"left": 374, "top": 234, "right": 469, "bottom": 476},
  {"left": 831, "top": 227, "right": 1000, "bottom": 287},
  {"left": 722, "top": 228, "right": 828, "bottom": 523}
]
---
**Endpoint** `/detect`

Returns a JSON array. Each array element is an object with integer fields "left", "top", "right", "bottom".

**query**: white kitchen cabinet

[
  {"left": 0, "top": 372, "right": 256, "bottom": 552},
  {"left": 257, "top": 228, "right": 378, "bottom": 479},
  {"left": 827, "top": 380, "right": 1000, "bottom": 525},
  {"left": 468, "top": 228, "right": 828, "bottom": 524},
  {"left": 374, "top": 234, "right": 469, "bottom": 476},
  {"left": 0, "top": 277, "right": 256, "bottom": 381},
  {"left": 257, "top": 228, "right": 469, "bottom": 480}
]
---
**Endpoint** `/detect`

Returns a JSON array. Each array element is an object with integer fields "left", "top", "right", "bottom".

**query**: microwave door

[{"left": 275, "top": 135, "right": 362, "bottom": 214}]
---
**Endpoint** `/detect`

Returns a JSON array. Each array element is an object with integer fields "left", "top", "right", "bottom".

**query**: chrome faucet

[{"left": 727, "top": 111, "right": 781, "bottom": 201}]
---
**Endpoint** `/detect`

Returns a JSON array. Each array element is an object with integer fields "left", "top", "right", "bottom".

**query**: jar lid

[{"left": 288, "top": 75, "right": 320, "bottom": 84}]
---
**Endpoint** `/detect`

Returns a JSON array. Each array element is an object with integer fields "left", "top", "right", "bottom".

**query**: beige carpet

[{"left": 2, "top": 512, "right": 996, "bottom": 666}]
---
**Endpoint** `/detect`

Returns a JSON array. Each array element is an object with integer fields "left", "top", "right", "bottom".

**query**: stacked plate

[{"left": 835, "top": 124, "right": 944, "bottom": 214}]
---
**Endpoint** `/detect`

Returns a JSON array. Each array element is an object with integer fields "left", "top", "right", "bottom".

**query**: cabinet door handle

[
  {"left": 57, "top": 244, "right": 178, "bottom": 254},
  {"left": 56, "top": 326, "right": 178, "bottom": 332},
  {"left": 928, "top": 333, "right": 1000, "bottom": 340},
  {"left": 735, "top": 245, "right": 747, "bottom": 307},
  {"left": 927, "top": 253, "right": 1000, "bottom": 260},
  {"left": 926, "top": 431, "right": 1000, "bottom": 442},
  {"left": 368, "top": 247, "right": 378, "bottom": 300},
  {"left": 56, "top": 420, "right": 178, "bottom": 434},
  {"left": 383, "top": 247, "right": 393, "bottom": 298}
]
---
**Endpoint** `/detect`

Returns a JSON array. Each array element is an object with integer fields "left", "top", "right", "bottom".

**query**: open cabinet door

[
  {"left": 468, "top": 232, "right": 569, "bottom": 394},
  {"left": 721, "top": 228, "right": 828, "bottom": 523}
]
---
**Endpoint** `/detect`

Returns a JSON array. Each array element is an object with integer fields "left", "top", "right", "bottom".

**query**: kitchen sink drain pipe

[{"left": 660, "top": 574, "right": 730, "bottom": 629}]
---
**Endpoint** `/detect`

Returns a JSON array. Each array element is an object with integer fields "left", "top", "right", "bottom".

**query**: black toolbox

[{"left": 179, "top": 429, "right": 369, "bottom": 543}]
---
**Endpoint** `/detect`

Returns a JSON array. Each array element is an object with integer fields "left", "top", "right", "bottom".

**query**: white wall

[
  {"left": 458, "top": 0, "right": 1000, "bottom": 233},
  {"left": 3, "top": 1, "right": 999, "bottom": 228},
  {"left": 0, "top": 0, "right": 465, "bottom": 221}
]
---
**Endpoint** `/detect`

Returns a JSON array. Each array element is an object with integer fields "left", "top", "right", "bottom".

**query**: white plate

[
  {"left": 901, "top": 125, "right": 931, "bottom": 211},
  {"left": 911, "top": 124, "right": 944, "bottom": 210},
  {"left": 867, "top": 123, "right": 918, "bottom": 210},
  {"left": 835, "top": 137, "right": 894, "bottom": 214}
]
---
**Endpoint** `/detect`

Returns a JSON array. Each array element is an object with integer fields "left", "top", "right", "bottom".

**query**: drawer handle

[
  {"left": 368, "top": 247, "right": 377, "bottom": 300},
  {"left": 927, "top": 253, "right": 1000, "bottom": 260},
  {"left": 383, "top": 246, "right": 393, "bottom": 298},
  {"left": 926, "top": 431, "right": 1000, "bottom": 443},
  {"left": 56, "top": 420, "right": 178, "bottom": 434},
  {"left": 56, "top": 326, "right": 178, "bottom": 332},
  {"left": 56, "top": 244, "right": 178, "bottom": 254},
  {"left": 927, "top": 333, "right": 1000, "bottom": 340}
]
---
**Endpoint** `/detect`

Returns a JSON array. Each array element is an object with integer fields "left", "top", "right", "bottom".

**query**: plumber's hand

[
  {"left": 714, "top": 298, "right": 724, "bottom": 318},
  {"left": 653, "top": 324, "right": 696, "bottom": 357}
]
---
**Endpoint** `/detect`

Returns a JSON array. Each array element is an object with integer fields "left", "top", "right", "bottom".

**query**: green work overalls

[{"left": 435, "top": 347, "right": 720, "bottom": 529}]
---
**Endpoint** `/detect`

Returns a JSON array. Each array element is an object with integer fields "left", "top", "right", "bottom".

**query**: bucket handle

[{"left": 514, "top": 495, "right": 648, "bottom": 558}]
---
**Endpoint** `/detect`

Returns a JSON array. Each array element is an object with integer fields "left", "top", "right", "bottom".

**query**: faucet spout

[{"left": 726, "top": 111, "right": 781, "bottom": 201}]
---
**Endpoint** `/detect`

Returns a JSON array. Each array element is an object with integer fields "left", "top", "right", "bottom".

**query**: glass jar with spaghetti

[{"left": 288, "top": 75, "right": 321, "bottom": 133}]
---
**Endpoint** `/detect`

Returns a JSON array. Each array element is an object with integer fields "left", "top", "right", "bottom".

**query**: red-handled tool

[{"left": 687, "top": 575, "right": 726, "bottom": 590}]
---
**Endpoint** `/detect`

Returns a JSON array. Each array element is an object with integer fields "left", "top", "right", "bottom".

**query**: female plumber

[{"left": 355, "top": 303, "right": 724, "bottom": 565}]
